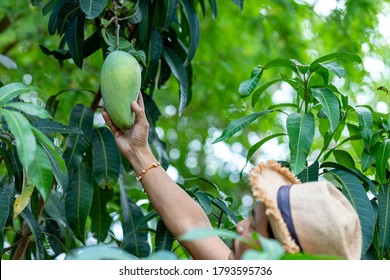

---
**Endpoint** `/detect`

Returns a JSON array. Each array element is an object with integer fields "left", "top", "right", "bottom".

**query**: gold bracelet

[{"left": 136, "top": 162, "right": 160, "bottom": 181}]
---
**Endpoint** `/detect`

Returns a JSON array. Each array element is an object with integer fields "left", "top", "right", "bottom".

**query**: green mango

[{"left": 100, "top": 50, "right": 141, "bottom": 129}]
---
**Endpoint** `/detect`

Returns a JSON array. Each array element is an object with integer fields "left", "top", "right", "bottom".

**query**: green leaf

[
  {"left": 193, "top": 191, "right": 212, "bottom": 214},
  {"left": 251, "top": 78, "right": 283, "bottom": 107},
  {"left": 287, "top": 113, "right": 315, "bottom": 175},
  {"left": 231, "top": 0, "right": 244, "bottom": 10},
  {"left": 361, "top": 148, "right": 376, "bottom": 172},
  {"left": 311, "top": 88, "right": 340, "bottom": 133},
  {"left": 91, "top": 127, "right": 121, "bottom": 188},
  {"left": 0, "top": 83, "right": 38, "bottom": 106},
  {"left": 239, "top": 65, "right": 263, "bottom": 97},
  {"left": 20, "top": 204, "right": 45, "bottom": 259},
  {"left": 80, "top": 0, "right": 107, "bottom": 19},
  {"left": 378, "top": 184, "right": 390, "bottom": 258},
  {"left": 162, "top": 47, "right": 189, "bottom": 115},
  {"left": 353, "top": 106, "right": 373, "bottom": 143},
  {"left": 27, "top": 145, "right": 53, "bottom": 201},
  {"left": 142, "top": 28, "right": 163, "bottom": 88},
  {"left": 376, "top": 140, "right": 390, "bottom": 184},
  {"left": 241, "top": 133, "right": 286, "bottom": 174},
  {"left": 155, "top": 219, "right": 174, "bottom": 251},
  {"left": 65, "top": 12, "right": 85, "bottom": 68},
  {"left": 309, "top": 52, "right": 362, "bottom": 72},
  {"left": 119, "top": 178, "right": 151, "bottom": 257},
  {"left": 263, "top": 57, "right": 298, "bottom": 72},
  {"left": 213, "top": 110, "right": 274, "bottom": 143},
  {"left": 90, "top": 185, "right": 113, "bottom": 242},
  {"left": 333, "top": 150, "right": 357, "bottom": 170},
  {"left": 180, "top": 0, "right": 200, "bottom": 66},
  {"left": 56, "top": 0, "right": 81, "bottom": 36},
  {"left": 32, "top": 119, "right": 80, "bottom": 135},
  {"left": 210, "top": 197, "right": 239, "bottom": 224},
  {"left": 0, "top": 187, "right": 11, "bottom": 253},
  {"left": 5, "top": 102, "right": 52, "bottom": 119},
  {"left": 319, "top": 62, "right": 345, "bottom": 78},
  {"left": 31, "top": 126, "right": 69, "bottom": 193},
  {"left": 297, "top": 161, "right": 319, "bottom": 183},
  {"left": 63, "top": 104, "right": 94, "bottom": 169},
  {"left": 0, "top": 109, "right": 36, "bottom": 170},
  {"left": 321, "top": 161, "right": 377, "bottom": 197},
  {"left": 329, "top": 169, "right": 375, "bottom": 255},
  {"left": 65, "top": 164, "right": 94, "bottom": 243},
  {"left": 48, "top": 0, "right": 68, "bottom": 35}
]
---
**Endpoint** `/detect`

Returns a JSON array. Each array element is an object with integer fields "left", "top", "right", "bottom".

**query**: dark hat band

[{"left": 277, "top": 185, "right": 302, "bottom": 250}]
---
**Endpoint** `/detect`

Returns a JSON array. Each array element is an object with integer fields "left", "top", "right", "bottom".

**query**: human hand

[{"left": 102, "top": 93, "right": 149, "bottom": 160}]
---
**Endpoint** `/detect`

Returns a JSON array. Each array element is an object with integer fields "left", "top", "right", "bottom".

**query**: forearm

[{"left": 127, "top": 147, "right": 212, "bottom": 237}]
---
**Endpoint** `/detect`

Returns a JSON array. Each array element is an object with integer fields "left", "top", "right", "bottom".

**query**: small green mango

[{"left": 100, "top": 50, "right": 141, "bottom": 129}]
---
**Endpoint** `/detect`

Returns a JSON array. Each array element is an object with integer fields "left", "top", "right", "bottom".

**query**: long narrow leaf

[
  {"left": 162, "top": 0, "right": 179, "bottom": 28},
  {"left": 162, "top": 47, "right": 188, "bottom": 115},
  {"left": 0, "top": 83, "right": 38, "bottom": 106},
  {"left": 297, "top": 161, "right": 319, "bottom": 183},
  {"left": 27, "top": 144, "right": 53, "bottom": 201},
  {"left": 361, "top": 148, "right": 377, "bottom": 174},
  {"left": 194, "top": 191, "right": 212, "bottom": 214},
  {"left": 155, "top": 219, "right": 174, "bottom": 251},
  {"left": 210, "top": 198, "right": 239, "bottom": 224},
  {"left": 63, "top": 104, "right": 94, "bottom": 169},
  {"left": 65, "top": 164, "right": 94, "bottom": 243},
  {"left": 213, "top": 110, "right": 274, "bottom": 143},
  {"left": 65, "top": 12, "right": 85, "bottom": 68},
  {"left": 0, "top": 187, "right": 11, "bottom": 253},
  {"left": 309, "top": 52, "right": 362, "bottom": 72},
  {"left": 287, "top": 113, "right": 315, "bottom": 175},
  {"left": 119, "top": 176, "right": 150, "bottom": 257},
  {"left": 142, "top": 28, "right": 163, "bottom": 88},
  {"left": 239, "top": 66, "right": 263, "bottom": 97},
  {"left": 263, "top": 57, "right": 298, "bottom": 72},
  {"left": 90, "top": 185, "right": 113, "bottom": 242},
  {"left": 311, "top": 88, "right": 340, "bottom": 133},
  {"left": 329, "top": 169, "right": 375, "bottom": 255},
  {"left": 321, "top": 161, "right": 377, "bottom": 197},
  {"left": 91, "top": 127, "right": 121, "bottom": 188},
  {"left": 180, "top": 0, "right": 200, "bottom": 66},
  {"left": 4, "top": 102, "right": 52, "bottom": 119},
  {"left": 251, "top": 78, "right": 282, "bottom": 107},
  {"left": 353, "top": 106, "right": 373, "bottom": 143},
  {"left": 48, "top": 0, "right": 68, "bottom": 35},
  {"left": 0, "top": 109, "right": 36, "bottom": 170},
  {"left": 32, "top": 126, "right": 69, "bottom": 193},
  {"left": 32, "top": 119, "right": 80, "bottom": 135},
  {"left": 20, "top": 205, "right": 45, "bottom": 260},
  {"left": 378, "top": 184, "right": 390, "bottom": 258},
  {"left": 376, "top": 139, "right": 390, "bottom": 184},
  {"left": 14, "top": 183, "right": 34, "bottom": 218},
  {"left": 241, "top": 133, "right": 286, "bottom": 174},
  {"left": 56, "top": 1, "right": 81, "bottom": 35},
  {"left": 319, "top": 62, "right": 345, "bottom": 77}
]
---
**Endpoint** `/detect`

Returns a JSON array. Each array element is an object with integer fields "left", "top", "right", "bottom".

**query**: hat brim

[{"left": 249, "top": 160, "right": 301, "bottom": 253}]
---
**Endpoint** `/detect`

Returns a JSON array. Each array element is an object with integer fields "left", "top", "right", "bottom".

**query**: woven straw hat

[{"left": 249, "top": 160, "right": 362, "bottom": 259}]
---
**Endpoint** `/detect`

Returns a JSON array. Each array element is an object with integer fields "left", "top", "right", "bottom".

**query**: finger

[
  {"left": 137, "top": 92, "right": 145, "bottom": 109},
  {"left": 102, "top": 111, "right": 118, "bottom": 133}
]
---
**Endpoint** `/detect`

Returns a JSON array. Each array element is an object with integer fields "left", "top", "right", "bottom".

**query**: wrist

[{"left": 126, "top": 147, "right": 157, "bottom": 174}]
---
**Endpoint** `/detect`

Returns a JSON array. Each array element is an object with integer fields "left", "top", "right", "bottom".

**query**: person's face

[{"left": 228, "top": 202, "right": 270, "bottom": 260}]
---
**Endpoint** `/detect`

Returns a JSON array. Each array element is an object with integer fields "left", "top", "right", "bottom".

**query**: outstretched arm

[{"left": 103, "top": 94, "right": 231, "bottom": 260}]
